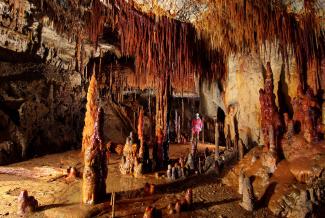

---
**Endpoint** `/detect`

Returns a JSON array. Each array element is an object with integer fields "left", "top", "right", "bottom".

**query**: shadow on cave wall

[{"left": 277, "top": 64, "right": 293, "bottom": 118}]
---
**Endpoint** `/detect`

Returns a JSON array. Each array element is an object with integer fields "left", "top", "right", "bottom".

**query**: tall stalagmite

[
  {"left": 82, "top": 107, "right": 108, "bottom": 204},
  {"left": 259, "top": 62, "right": 282, "bottom": 150},
  {"left": 82, "top": 71, "right": 98, "bottom": 152}
]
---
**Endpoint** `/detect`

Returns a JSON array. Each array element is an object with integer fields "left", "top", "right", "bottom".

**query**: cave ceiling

[{"left": 1, "top": 0, "right": 324, "bottom": 92}]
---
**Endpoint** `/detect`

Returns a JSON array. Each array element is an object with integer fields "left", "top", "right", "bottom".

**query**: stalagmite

[
  {"left": 17, "top": 190, "right": 38, "bottom": 215},
  {"left": 322, "top": 93, "right": 325, "bottom": 126},
  {"left": 259, "top": 62, "right": 282, "bottom": 150},
  {"left": 143, "top": 206, "right": 155, "bottom": 218},
  {"left": 268, "top": 125, "right": 276, "bottom": 154},
  {"left": 240, "top": 175, "right": 255, "bottom": 211},
  {"left": 175, "top": 110, "right": 181, "bottom": 143},
  {"left": 138, "top": 108, "right": 144, "bottom": 159},
  {"left": 82, "top": 71, "right": 98, "bottom": 152},
  {"left": 238, "top": 169, "right": 244, "bottom": 194},
  {"left": 82, "top": 108, "right": 108, "bottom": 205},
  {"left": 185, "top": 189, "right": 193, "bottom": 205},
  {"left": 238, "top": 139, "right": 244, "bottom": 160},
  {"left": 215, "top": 121, "right": 220, "bottom": 158}
]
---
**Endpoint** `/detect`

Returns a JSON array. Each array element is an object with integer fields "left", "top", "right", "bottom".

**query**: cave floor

[{"left": 0, "top": 143, "right": 275, "bottom": 218}]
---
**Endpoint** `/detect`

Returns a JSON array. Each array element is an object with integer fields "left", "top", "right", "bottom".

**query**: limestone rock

[{"left": 0, "top": 141, "right": 20, "bottom": 165}]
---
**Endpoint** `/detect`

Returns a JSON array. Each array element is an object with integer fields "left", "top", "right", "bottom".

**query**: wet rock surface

[
  {"left": 223, "top": 146, "right": 325, "bottom": 217},
  {"left": 0, "top": 144, "right": 276, "bottom": 217}
]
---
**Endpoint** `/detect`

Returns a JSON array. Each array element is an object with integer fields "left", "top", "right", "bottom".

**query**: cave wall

[
  {"left": 0, "top": 0, "right": 130, "bottom": 164},
  {"left": 0, "top": 62, "right": 85, "bottom": 163},
  {"left": 201, "top": 44, "right": 325, "bottom": 147}
]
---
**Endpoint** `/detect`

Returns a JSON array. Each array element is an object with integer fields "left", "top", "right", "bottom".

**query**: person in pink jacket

[{"left": 191, "top": 113, "right": 203, "bottom": 155}]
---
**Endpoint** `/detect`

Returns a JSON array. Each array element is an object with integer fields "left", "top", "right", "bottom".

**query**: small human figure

[{"left": 191, "top": 113, "right": 203, "bottom": 156}]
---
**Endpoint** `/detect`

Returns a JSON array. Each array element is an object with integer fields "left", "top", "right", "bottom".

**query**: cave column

[
  {"left": 215, "top": 121, "right": 219, "bottom": 159},
  {"left": 322, "top": 93, "right": 325, "bottom": 125},
  {"left": 155, "top": 74, "right": 171, "bottom": 166}
]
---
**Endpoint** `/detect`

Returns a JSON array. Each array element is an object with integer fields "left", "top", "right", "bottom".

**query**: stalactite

[
  {"left": 195, "top": 0, "right": 324, "bottom": 77},
  {"left": 80, "top": 41, "right": 85, "bottom": 77},
  {"left": 82, "top": 68, "right": 98, "bottom": 152},
  {"left": 113, "top": 0, "right": 226, "bottom": 92},
  {"left": 88, "top": 0, "right": 107, "bottom": 45},
  {"left": 75, "top": 33, "right": 82, "bottom": 72},
  {"left": 8, "top": 0, "right": 25, "bottom": 30}
]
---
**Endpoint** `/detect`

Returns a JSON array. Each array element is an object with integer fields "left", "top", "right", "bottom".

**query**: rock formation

[
  {"left": 138, "top": 108, "right": 144, "bottom": 158},
  {"left": 224, "top": 104, "right": 238, "bottom": 150},
  {"left": 292, "top": 85, "right": 320, "bottom": 143},
  {"left": 17, "top": 190, "right": 38, "bottom": 215},
  {"left": 239, "top": 176, "right": 255, "bottom": 211},
  {"left": 82, "top": 107, "right": 108, "bottom": 205},
  {"left": 238, "top": 169, "right": 244, "bottom": 194},
  {"left": 259, "top": 62, "right": 282, "bottom": 151},
  {"left": 82, "top": 73, "right": 99, "bottom": 153}
]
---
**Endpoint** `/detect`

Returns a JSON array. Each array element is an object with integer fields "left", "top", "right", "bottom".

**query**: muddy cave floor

[{"left": 0, "top": 143, "right": 276, "bottom": 218}]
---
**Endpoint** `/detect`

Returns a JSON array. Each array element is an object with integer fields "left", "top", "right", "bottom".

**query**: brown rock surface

[
  {"left": 222, "top": 145, "right": 325, "bottom": 216},
  {"left": 0, "top": 144, "right": 277, "bottom": 218},
  {"left": 282, "top": 134, "right": 325, "bottom": 184}
]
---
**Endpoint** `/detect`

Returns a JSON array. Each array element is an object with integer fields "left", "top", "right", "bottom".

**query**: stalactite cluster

[
  {"left": 112, "top": 0, "right": 226, "bottom": 90},
  {"left": 87, "top": 0, "right": 107, "bottom": 45},
  {"left": 155, "top": 73, "right": 170, "bottom": 140},
  {"left": 26, "top": 0, "right": 323, "bottom": 88},
  {"left": 8, "top": 0, "right": 25, "bottom": 29},
  {"left": 196, "top": 0, "right": 324, "bottom": 80}
]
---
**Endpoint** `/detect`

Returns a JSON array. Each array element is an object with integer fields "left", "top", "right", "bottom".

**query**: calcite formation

[
  {"left": 137, "top": 108, "right": 145, "bottom": 159},
  {"left": 17, "top": 190, "right": 38, "bottom": 215},
  {"left": 82, "top": 107, "right": 108, "bottom": 205},
  {"left": 259, "top": 62, "right": 282, "bottom": 151},
  {"left": 292, "top": 85, "right": 320, "bottom": 143},
  {"left": 239, "top": 176, "right": 255, "bottom": 211},
  {"left": 224, "top": 104, "right": 238, "bottom": 150},
  {"left": 0, "top": 0, "right": 324, "bottom": 217},
  {"left": 82, "top": 72, "right": 99, "bottom": 153}
]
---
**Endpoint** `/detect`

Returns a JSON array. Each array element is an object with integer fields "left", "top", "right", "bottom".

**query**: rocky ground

[
  {"left": 222, "top": 140, "right": 325, "bottom": 218},
  {"left": 0, "top": 143, "right": 276, "bottom": 218}
]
